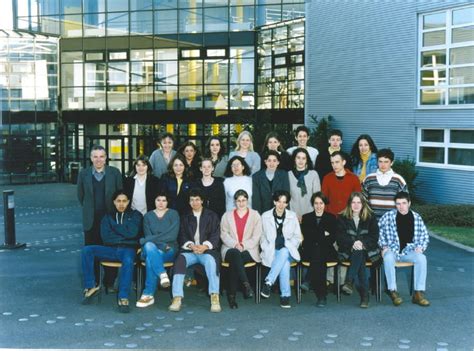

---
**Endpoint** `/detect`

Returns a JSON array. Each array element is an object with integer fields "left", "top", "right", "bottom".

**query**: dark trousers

[
  {"left": 346, "top": 250, "right": 368, "bottom": 291},
  {"left": 225, "top": 249, "right": 253, "bottom": 295},
  {"left": 84, "top": 212, "right": 116, "bottom": 287},
  {"left": 308, "top": 258, "right": 328, "bottom": 299}
]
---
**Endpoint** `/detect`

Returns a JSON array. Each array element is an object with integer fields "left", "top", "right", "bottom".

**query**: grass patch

[{"left": 429, "top": 225, "right": 474, "bottom": 248}]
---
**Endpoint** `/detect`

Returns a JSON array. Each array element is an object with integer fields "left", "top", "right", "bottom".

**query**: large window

[
  {"left": 418, "top": 6, "right": 474, "bottom": 106},
  {"left": 417, "top": 128, "right": 474, "bottom": 169}
]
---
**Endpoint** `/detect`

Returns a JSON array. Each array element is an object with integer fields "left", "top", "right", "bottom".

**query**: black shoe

[
  {"left": 243, "top": 282, "right": 254, "bottom": 299},
  {"left": 118, "top": 298, "right": 130, "bottom": 313},
  {"left": 316, "top": 297, "right": 327, "bottom": 307},
  {"left": 261, "top": 282, "right": 272, "bottom": 299},
  {"left": 81, "top": 286, "right": 100, "bottom": 305},
  {"left": 280, "top": 296, "right": 291, "bottom": 309},
  {"left": 227, "top": 294, "right": 238, "bottom": 309}
]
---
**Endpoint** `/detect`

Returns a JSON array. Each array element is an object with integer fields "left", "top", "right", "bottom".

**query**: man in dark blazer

[
  {"left": 252, "top": 150, "right": 290, "bottom": 214},
  {"left": 168, "top": 188, "right": 222, "bottom": 313},
  {"left": 77, "top": 145, "right": 123, "bottom": 286}
]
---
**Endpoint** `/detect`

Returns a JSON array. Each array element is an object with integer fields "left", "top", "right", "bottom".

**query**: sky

[{"left": 0, "top": 0, "right": 13, "bottom": 30}]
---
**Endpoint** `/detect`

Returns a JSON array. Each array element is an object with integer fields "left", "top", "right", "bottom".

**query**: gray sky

[{"left": 0, "top": 1, "right": 13, "bottom": 30}]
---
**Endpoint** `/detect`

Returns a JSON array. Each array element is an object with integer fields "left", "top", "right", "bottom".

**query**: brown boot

[
  {"left": 389, "top": 290, "right": 403, "bottom": 306},
  {"left": 412, "top": 291, "right": 430, "bottom": 307}
]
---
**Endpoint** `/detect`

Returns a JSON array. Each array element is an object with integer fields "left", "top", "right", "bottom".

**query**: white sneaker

[
  {"left": 160, "top": 273, "right": 170, "bottom": 288},
  {"left": 136, "top": 294, "right": 154, "bottom": 308}
]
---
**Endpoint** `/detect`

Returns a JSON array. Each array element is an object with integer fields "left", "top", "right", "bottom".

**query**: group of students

[{"left": 78, "top": 126, "right": 431, "bottom": 313}]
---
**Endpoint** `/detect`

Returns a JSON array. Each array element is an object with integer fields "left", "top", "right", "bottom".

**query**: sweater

[
  {"left": 229, "top": 151, "right": 261, "bottom": 175},
  {"left": 141, "top": 209, "right": 180, "bottom": 250},
  {"left": 195, "top": 177, "right": 226, "bottom": 218},
  {"left": 321, "top": 170, "right": 361, "bottom": 216},
  {"left": 149, "top": 149, "right": 176, "bottom": 178},
  {"left": 301, "top": 211, "right": 338, "bottom": 262},
  {"left": 100, "top": 209, "right": 143, "bottom": 247},
  {"left": 212, "top": 155, "right": 229, "bottom": 178},
  {"left": 336, "top": 215, "right": 379, "bottom": 260},
  {"left": 288, "top": 170, "right": 321, "bottom": 217},
  {"left": 362, "top": 172, "right": 408, "bottom": 220}
]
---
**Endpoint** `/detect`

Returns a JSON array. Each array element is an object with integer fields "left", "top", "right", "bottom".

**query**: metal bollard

[{"left": 1, "top": 190, "right": 25, "bottom": 249}]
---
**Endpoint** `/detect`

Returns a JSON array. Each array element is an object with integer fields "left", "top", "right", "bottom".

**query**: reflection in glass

[
  {"left": 179, "top": 85, "right": 203, "bottom": 109},
  {"left": 107, "top": 62, "right": 129, "bottom": 85},
  {"left": 155, "top": 85, "right": 178, "bottom": 110},
  {"left": 420, "top": 88, "right": 446, "bottom": 105},
  {"left": 450, "top": 46, "right": 474, "bottom": 65},
  {"left": 205, "top": 59, "right": 228, "bottom": 84},
  {"left": 420, "top": 147, "right": 444, "bottom": 163},
  {"left": 452, "top": 26, "right": 474, "bottom": 44},
  {"left": 108, "top": 85, "right": 129, "bottom": 110},
  {"left": 423, "top": 12, "right": 445, "bottom": 30},
  {"left": 130, "top": 11, "right": 153, "bottom": 34},
  {"left": 449, "top": 87, "right": 474, "bottom": 104},
  {"left": 204, "top": 7, "right": 228, "bottom": 32},
  {"left": 85, "top": 86, "right": 106, "bottom": 110},
  {"left": 155, "top": 10, "right": 178, "bottom": 34},
  {"left": 452, "top": 7, "right": 474, "bottom": 26},
  {"left": 131, "top": 85, "right": 154, "bottom": 110},
  {"left": 61, "top": 63, "right": 83, "bottom": 86},
  {"left": 449, "top": 67, "right": 474, "bottom": 85},
  {"left": 450, "top": 130, "right": 474, "bottom": 144},
  {"left": 448, "top": 148, "right": 473, "bottom": 166},
  {"left": 84, "top": 13, "right": 106, "bottom": 36},
  {"left": 230, "top": 6, "right": 255, "bottom": 31},
  {"left": 423, "top": 31, "right": 446, "bottom": 47},
  {"left": 421, "top": 50, "right": 446, "bottom": 68},
  {"left": 107, "top": 12, "right": 129, "bottom": 36},
  {"left": 230, "top": 84, "right": 254, "bottom": 109},
  {"left": 131, "top": 62, "right": 154, "bottom": 85},
  {"left": 155, "top": 61, "right": 178, "bottom": 85},
  {"left": 179, "top": 8, "right": 203, "bottom": 33},
  {"left": 421, "top": 129, "right": 444, "bottom": 142},
  {"left": 179, "top": 60, "right": 203, "bottom": 84},
  {"left": 229, "top": 58, "right": 254, "bottom": 84},
  {"left": 204, "top": 85, "right": 228, "bottom": 109},
  {"left": 62, "top": 87, "right": 83, "bottom": 110},
  {"left": 421, "top": 69, "right": 446, "bottom": 86}
]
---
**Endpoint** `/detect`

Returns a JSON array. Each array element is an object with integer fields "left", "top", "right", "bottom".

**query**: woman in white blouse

[{"left": 223, "top": 156, "right": 252, "bottom": 212}]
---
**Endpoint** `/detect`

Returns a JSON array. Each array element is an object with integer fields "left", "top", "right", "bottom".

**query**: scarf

[
  {"left": 292, "top": 169, "right": 308, "bottom": 197},
  {"left": 273, "top": 209, "right": 286, "bottom": 250},
  {"left": 359, "top": 151, "right": 371, "bottom": 182},
  {"left": 376, "top": 169, "right": 394, "bottom": 186},
  {"left": 328, "top": 146, "right": 340, "bottom": 155}
]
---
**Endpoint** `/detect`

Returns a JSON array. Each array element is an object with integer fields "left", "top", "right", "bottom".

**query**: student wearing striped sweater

[{"left": 362, "top": 149, "right": 408, "bottom": 220}]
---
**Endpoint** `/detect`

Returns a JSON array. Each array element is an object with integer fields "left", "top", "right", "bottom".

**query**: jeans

[
  {"left": 172, "top": 252, "right": 219, "bottom": 297},
  {"left": 346, "top": 250, "right": 368, "bottom": 291},
  {"left": 82, "top": 245, "right": 136, "bottom": 299},
  {"left": 141, "top": 242, "right": 176, "bottom": 296},
  {"left": 265, "top": 247, "right": 293, "bottom": 297},
  {"left": 224, "top": 249, "right": 254, "bottom": 295},
  {"left": 383, "top": 250, "right": 427, "bottom": 291}
]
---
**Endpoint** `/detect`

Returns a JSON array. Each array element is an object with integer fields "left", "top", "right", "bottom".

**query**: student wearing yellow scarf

[{"left": 351, "top": 134, "right": 379, "bottom": 183}]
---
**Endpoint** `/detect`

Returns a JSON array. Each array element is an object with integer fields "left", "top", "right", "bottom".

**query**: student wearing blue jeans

[
  {"left": 81, "top": 190, "right": 142, "bottom": 313},
  {"left": 379, "top": 191, "right": 430, "bottom": 307},
  {"left": 136, "top": 193, "right": 180, "bottom": 308},
  {"left": 168, "top": 188, "right": 222, "bottom": 313},
  {"left": 260, "top": 190, "right": 303, "bottom": 308}
]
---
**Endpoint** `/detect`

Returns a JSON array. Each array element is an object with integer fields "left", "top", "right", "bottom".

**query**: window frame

[
  {"left": 417, "top": 5, "right": 474, "bottom": 108},
  {"left": 417, "top": 127, "right": 474, "bottom": 170}
]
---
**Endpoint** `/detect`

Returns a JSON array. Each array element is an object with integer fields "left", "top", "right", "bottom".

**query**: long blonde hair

[
  {"left": 235, "top": 131, "right": 254, "bottom": 152},
  {"left": 340, "top": 192, "right": 373, "bottom": 221}
]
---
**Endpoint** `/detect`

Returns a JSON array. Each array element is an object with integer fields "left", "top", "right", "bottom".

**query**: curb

[{"left": 429, "top": 231, "right": 474, "bottom": 253}]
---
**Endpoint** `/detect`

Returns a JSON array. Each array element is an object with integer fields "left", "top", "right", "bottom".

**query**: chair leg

[
  {"left": 409, "top": 266, "right": 414, "bottom": 296},
  {"left": 375, "top": 266, "right": 381, "bottom": 302},
  {"left": 136, "top": 264, "right": 141, "bottom": 301},
  {"left": 296, "top": 263, "right": 302, "bottom": 304},
  {"left": 256, "top": 264, "right": 261, "bottom": 304},
  {"left": 335, "top": 265, "right": 340, "bottom": 302},
  {"left": 98, "top": 263, "right": 103, "bottom": 303}
]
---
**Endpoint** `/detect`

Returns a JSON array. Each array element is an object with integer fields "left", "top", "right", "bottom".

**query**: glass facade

[
  {"left": 0, "top": 31, "right": 59, "bottom": 185},
  {"left": 7, "top": 0, "right": 305, "bottom": 181}
]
